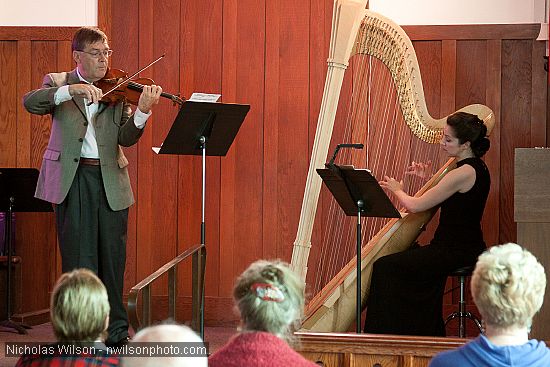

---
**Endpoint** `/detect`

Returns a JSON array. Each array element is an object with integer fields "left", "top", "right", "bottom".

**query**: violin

[{"left": 94, "top": 67, "right": 184, "bottom": 106}]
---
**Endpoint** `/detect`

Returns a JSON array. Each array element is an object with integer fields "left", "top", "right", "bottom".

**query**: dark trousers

[
  {"left": 364, "top": 242, "right": 482, "bottom": 336},
  {"left": 54, "top": 165, "right": 129, "bottom": 343}
]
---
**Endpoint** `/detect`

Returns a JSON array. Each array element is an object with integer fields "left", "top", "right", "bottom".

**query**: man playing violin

[{"left": 23, "top": 26, "right": 162, "bottom": 347}]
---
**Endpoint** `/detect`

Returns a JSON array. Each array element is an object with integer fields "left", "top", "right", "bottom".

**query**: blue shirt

[{"left": 429, "top": 335, "right": 550, "bottom": 367}]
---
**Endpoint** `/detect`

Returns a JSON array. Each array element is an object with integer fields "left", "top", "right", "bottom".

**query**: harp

[{"left": 290, "top": 0, "right": 495, "bottom": 332}]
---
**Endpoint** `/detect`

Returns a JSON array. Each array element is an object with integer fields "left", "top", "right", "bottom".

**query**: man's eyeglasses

[{"left": 77, "top": 49, "right": 113, "bottom": 59}]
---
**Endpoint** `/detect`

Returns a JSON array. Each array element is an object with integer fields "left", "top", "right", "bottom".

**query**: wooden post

[{"left": 515, "top": 147, "right": 550, "bottom": 340}]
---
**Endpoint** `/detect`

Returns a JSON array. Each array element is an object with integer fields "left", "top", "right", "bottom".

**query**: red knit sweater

[{"left": 208, "top": 331, "right": 318, "bottom": 367}]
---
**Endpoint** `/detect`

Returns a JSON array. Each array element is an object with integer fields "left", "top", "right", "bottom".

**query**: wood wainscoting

[{"left": 296, "top": 332, "right": 466, "bottom": 367}]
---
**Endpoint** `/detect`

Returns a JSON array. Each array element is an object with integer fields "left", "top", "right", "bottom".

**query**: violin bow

[{"left": 87, "top": 54, "right": 165, "bottom": 106}]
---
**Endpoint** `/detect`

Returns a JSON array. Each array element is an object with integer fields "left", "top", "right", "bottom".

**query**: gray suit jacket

[{"left": 23, "top": 70, "right": 144, "bottom": 211}]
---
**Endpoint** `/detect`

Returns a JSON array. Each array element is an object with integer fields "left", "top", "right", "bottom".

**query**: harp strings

[{"left": 309, "top": 50, "right": 441, "bottom": 296}]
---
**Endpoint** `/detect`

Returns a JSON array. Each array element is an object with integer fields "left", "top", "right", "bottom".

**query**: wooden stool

[{"left": 444, "top": 266, "right": 483, "bottom": 337}]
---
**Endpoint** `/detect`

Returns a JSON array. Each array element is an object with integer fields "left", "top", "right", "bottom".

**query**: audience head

[
  {"left": 51, "top": 268, "right": 110, "bottom": 342},
  {"left": 123, "top": 324, "right": 207, "bottom": 367},
  {"left": 446, "top": 111, "right": 490, "bottom": 157},
  {"left": 233, "top": 259, "right": 305, "bottom": 340},
  {"left": 471, "top": 243, "right": 546, "bottom": 331}
]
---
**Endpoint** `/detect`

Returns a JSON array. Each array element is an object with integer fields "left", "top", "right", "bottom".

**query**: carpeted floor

[{"left": 0, "top": 323, "right": 236, "bottom": 366}]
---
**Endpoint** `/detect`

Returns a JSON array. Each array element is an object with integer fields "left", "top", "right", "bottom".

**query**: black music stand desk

[
  {"left": 0, "top": 168, "right": 52, "bottom": 334},
  {"left": 156, "top": 101, "right": 250, "bottom": 338},
  {"left": 317, "top": 165, "right": 400, "bottom": 333}
]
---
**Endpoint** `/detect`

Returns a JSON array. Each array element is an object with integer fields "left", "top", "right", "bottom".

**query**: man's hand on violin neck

[
  {"left": 137, "top": 84, "right": 162, "bottom": 114},
  {"left": 69, "top": 84, "right": 103, "bottom": 104}
]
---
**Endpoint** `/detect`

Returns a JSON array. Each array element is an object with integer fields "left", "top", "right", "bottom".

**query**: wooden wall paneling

[
  {"left": 186, "top": 0, "right": 223, "bottom": 299},
  {"left": 227, "top": 0, "right": 269, "bottom": 265},
  {"left": 14, "top": 40, "right": 58, "bottom": 319},
  {"left": 500, "top": 40, "right": 534, "bottom": 243},
  {"left": 219, "top": 0, "right": 238, "bottom": 297},
  {"left": 262, "top": 0, "right": 280, "bottom": 264},
  {"left": 135, "top": 0, "right": 158, "bottom": 293},
  {"left": 531, "top": 40, "right": 547, "bottom": 147},
  {"left": 111, "top": 0, "right": 140, "bottom": 296},
  {"left": 176, "top": 1, "right": 199, "bottom": 302},
  {"left": 413, "top": 41, "right": 442, "bottom": 119},
  {"left": 149, "top": 0, "right": 181, "bottom": 297},
  {"left": 483, "top": 39, "right": 502, "bottom": 247},
  {"left": 456, "top": 41, "right": 487, "bottom": 109},
  {"left": 178, "top": 0, "right": 203, "bottom": 301},
  {"left": 156, "top": 0, "right": 186, "bottom": 243},
  {"left": 275, "top": 0, "right": 311, "bottom": 262},
  {"left": 439, "top": 40, "right": 456, "bottom": 116},
  {"left": 0, "top": 27, "right": 78, "bottom": 42},
  {"left": 230, "top": 0, "right": 266, "bottom": 284},
  {"left": 15, "top": 210, "right": 56, "bottom": 317},
  {"left": 97, "top": 0, "right": 112, "bottom": 37},
  {"left": 15, "top": 40, "right": 58, "bottom": 315},
  {"left": 403, "top": 24, "right": 541, "bottom": 42},
  {"left": 0, "top": 41, "right": 17, "bottom": 167},
  {"left": 16, "top": 41, "right": 31, "bottom": 168}
]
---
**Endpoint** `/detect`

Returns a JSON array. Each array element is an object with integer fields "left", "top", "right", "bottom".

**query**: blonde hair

[
  {"left": 51, "top": 269, "right": 110, "bottom": 342},
  {"left": 233, "top": 260, "right": 305, "bottom": 340},
  {"left": 471, "top": 243, "right": 546, "bottom": 329}
]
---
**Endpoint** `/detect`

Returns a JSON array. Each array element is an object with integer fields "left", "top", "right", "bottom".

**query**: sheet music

[
  {"left": 339, "top": 165, "right": 372, "bottom": 173},
  {"left": 188, "top": 93, "right": 221, "bottom": 103}
]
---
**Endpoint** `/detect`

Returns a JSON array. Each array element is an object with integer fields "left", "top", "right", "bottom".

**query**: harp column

[{"left": 291, "top": 0, "right": 367, "bottom": 281}]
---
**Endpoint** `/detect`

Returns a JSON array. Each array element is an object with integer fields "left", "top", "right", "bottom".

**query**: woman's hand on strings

[
  {"left": 379, "top": 176, "right": 403, "bottom": 193},
  {"left": 405, "top": 160, "right": 432, "bottom": 180}
]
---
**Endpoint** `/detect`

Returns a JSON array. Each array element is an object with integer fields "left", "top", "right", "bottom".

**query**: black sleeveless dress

[{"left": 363, "top": 157, "right": 490, "bottom": 336}]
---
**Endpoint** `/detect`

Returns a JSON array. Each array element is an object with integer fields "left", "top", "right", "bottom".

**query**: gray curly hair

[
  {"left": 233, "top": 260, "right": 305, "bottom": 340},
  {"left": 471, "top": 243, "right": 546, "bottom": 330}
]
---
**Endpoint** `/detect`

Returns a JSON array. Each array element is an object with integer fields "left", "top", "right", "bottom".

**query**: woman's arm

[{"left": 380, "top": 164, "right": 476, "bottom": 213}]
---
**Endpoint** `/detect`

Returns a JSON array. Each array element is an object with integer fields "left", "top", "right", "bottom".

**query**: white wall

[
  {"left": 0, "top": 0, "right": 546, "bottom": 26},
  {"left": 0, "top": 0, "right": 97, "bottom": 26},
  {"left": 371, "top": 0, "right": 548, "bottom": 52},
  {"left": 370, "top": 0, "right": 546, "bottom": 25}
]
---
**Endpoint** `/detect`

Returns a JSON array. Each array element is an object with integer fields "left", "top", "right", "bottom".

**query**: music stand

[
  {"left": 0, "top": 168, "right": 52, "bottom": 334},
  {"left": 158, "top": 101, "right": 250, "bottom": 337},
  {"left": 317, "top": 165, "right": 400, "bottom": 333}
]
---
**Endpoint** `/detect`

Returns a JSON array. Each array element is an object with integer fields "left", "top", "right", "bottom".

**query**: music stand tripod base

[{"left": 0, "top": 168, "right": 53, "bottom": 334}]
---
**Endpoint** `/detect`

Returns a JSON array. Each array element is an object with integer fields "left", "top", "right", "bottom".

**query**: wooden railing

[
  {"left": 296, "top": 332, "right": 467, "bottom": 367},
  {"left": 127, "top": 244, "right": 206, "bottom": 338}
]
